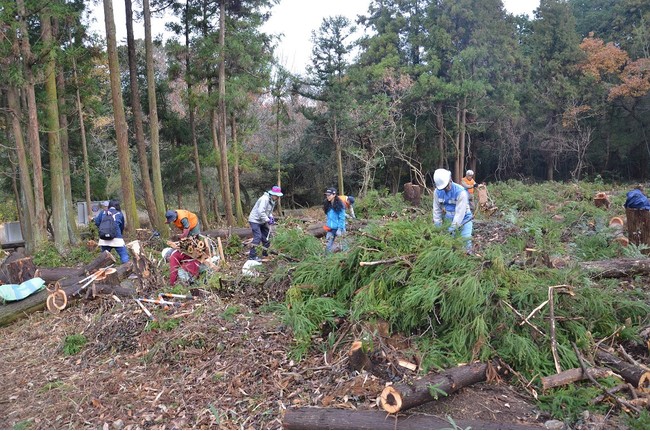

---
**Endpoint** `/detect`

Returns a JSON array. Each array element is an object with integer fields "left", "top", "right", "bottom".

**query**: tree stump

[
  {"left": 6, "top": 257, "right": 37, "bottom": 284},
  {"left": 403, "top": 182, "right": 422, "bottom": 207},
  {"left": 625, "top": 208, "right": 650, "bottom": 249},
  {"left": 594, "top": 192, "right": 610, "bottom": 209}
]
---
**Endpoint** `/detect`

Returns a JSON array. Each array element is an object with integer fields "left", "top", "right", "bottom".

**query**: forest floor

[{"left": 0, "top": 218, "right": 644, "bottom": 430}]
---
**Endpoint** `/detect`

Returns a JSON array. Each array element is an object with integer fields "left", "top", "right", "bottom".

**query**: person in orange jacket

[
  {"left": 461, "top": 170, "right": 476, "bottom": 210},
  {"left": 165, "top": 209, "right": 200, "bottom": 238}
]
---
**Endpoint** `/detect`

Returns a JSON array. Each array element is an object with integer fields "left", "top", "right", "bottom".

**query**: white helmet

[
  {"left": 466, "top": 169, "right": 474, "bottom": 176},
  {"left": 434, "top": 169, "right": 452, "bottom": 190},
  {"left": 161, "top": 247, "right": 173, "bottom": 261}
]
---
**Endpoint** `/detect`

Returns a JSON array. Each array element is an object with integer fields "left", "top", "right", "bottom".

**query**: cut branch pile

[{"left": 0, "top": 242, "right": 160, "bottom": 327}]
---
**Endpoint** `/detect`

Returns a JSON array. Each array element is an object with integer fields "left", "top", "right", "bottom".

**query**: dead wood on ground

[
  {"left": 380, "top": 359, "right": 508, "bottom": 413},
  {"left": 282, "top": 407, "right": 539, "bottom": 430}
]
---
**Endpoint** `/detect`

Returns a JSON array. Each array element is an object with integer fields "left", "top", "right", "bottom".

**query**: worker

[
  {"left": 94, "top": 199, "right": 130, "bottom": 263},
  {"left": 165, "top": 209, "right": 200, "bottom": 238},
  {"left": 461, "top": 169, "right": 476, "bottom": 210},
  {"left": 433, "top": 168, "right": 473, "bottom": 254},
  {"left": 161, "top": 247, "right": 200, "bottom": 286},
  {"left": 248, "top": 185, "right": 283, "bottom": 261},
  {"left": 339, "top": 194, "right": 356, "bottom": 219},
  {"left": 323, "top": 187, "right": 347, "bottom": 252}
]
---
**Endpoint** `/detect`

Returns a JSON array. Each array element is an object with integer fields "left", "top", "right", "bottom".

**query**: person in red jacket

[{"left": 162, "top": 247, "right": 201, "bottom": 285}]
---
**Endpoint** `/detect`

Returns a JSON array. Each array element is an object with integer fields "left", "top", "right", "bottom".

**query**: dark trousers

[{"left": 249, "top": 222, "right": 270, "bottom": 259}]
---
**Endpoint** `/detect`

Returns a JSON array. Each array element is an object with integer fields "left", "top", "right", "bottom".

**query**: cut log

[
  {"left": 579, "top": 257, "right": 650, "bottom": 278},
  {"left": 35, "top": 252, "right": 116, "bottom": 283},
  {"left": 0, "top": 278, "right": 135, "bottom": 327},
  {"left": 35, "top": 267, "right": 82, "bottom": 283},
  {"left": 83, "top": 251, "right": 117, "bottom": 274},
  {"left": 596, "top": 349, "right": 650, "bottom": 391},
  {"left": 541, "top": 367, "right": 615, "bottom": 390},
  {"left": 0, "top": 260, "right": 134, "bottom": 327},
  {"left": 5, "top": 256, "right": 37, "bottom": 284},
  {"left": 380, "top": 360, "right": 508, "bottom": 413},
  {"left": 282, "top": 407, "right": 539, "bottom": 430}
]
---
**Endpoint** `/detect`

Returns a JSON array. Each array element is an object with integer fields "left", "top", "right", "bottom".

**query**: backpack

[{"left": 98, "top": 210, "right": 119, "bottom": 240}]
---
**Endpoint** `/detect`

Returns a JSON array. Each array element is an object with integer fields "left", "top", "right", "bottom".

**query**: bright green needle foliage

[{"left": 273, "top": 212, "right": 650, "bottom": 378}]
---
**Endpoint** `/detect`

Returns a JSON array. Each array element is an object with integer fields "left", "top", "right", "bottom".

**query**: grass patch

[
  {"left": 145, "top": 317, "right": 181, "bottom": 332},
  {"left": 62, "top": 334, "right": 87, "bottom": 356},
  {"left": 221, "top": 305, "right": 240, "bottom": 321},
  {"left": 12, "top": 419, "right": 34, "bottom": 430}
]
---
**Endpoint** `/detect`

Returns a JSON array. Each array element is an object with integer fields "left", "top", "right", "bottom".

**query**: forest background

[{"left": 0, "top": 0, "right": 649, "bottom": 253}]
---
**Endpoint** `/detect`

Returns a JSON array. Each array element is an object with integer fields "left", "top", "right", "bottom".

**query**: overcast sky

[{"left": 87, "top": 0, "right": 540, "bottom": 74}]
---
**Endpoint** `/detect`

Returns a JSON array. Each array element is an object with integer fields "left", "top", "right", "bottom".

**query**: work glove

[
  {"left": 448, "top": 226, "right": 457, "bottom": 235},
  {"left": 336, "top": 229, "right": 343, "bottom": 237},
  {"left": 268, "top": 216, "right": 275, "bottom": 225}
]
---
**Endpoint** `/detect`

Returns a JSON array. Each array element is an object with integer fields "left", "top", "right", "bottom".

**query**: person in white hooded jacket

[
  {"left": 432, "top": 169, "right": 473, "bottom": 254},
  {"left": 247, "top": 186, "right": 283, "bottom": 260}
]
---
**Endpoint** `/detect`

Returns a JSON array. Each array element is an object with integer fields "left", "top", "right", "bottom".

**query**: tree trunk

[
  {"left": 143, "top": 0, "right": 166, "bottom": 234},
  {"left": 282, "top": 407, "right": 538, "bottom": 430},
  {"left": 16, "top": 0, "right": 47, "bottom": 246},
  {"left": 380, "top": 360, "right": 508, "bottom": 413},
  {"left": 579, "top": 257, "right": 650, "bottom": 278},
  {"left": 595, "top": 348, "right": 650, "bottom": 390},
  {"left": 184, "top": 1, "right": 210, "bottom": 232},
  {"left": 41, "top": 11, "right": 70, "bottom": 252},
  {"left": 231, "top": 115, "right": 244, "bottom": 225},
  {"left": 453, "top": 101, "right": 461, "bottom": 180},
  {"left": 53, "top": 17, "right": 78, "bottom": 246},
  {"left": 335, "top": 121, "right": 344, "bottom": 196},
  {"left": 125, "top": 0, "right": 159, "bottom": 232},
  {"left": 72, "top": 56, "right": 92, "bottom": 222},
  {"left": 625, "top": 208, "right": 650, "bottom": 248},
  {"left": 6, "top": 87, "right": 36, "bottom": 252},
  {"left": 209, "top": 105, "right": 223, "bottom": 225},
  {"left": 275, "top": 93, "right": 282, "bottom": 215},
  {"left": 218, "top": 0, "right": 234, "bottom": 226},
  {"left": 104, "top": 0, "right": 139, "bottom": 235},
  {"left": 458, "top": 96, "right": 467, "bottom": 183},
  {"left": 436, "top": 103, "right": 445, "bottom": 168}
]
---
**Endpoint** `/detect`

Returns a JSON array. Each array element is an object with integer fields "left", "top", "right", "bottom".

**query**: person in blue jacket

[
  {"left": 323, "top": 187, "right": 347, "bottom": 253},
  {"left": 433, "top": 169, "right": 473, "bottom": 254},
  {"left": 94, "top": 199, "right": 129, "bottom": 263}
]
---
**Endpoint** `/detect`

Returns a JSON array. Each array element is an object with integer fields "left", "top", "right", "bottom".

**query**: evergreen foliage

[{"left": 272, "top": 180, "right": 650, "bottom": 390}]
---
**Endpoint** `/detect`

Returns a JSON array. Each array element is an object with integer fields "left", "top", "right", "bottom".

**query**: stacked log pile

[{"left": 0, "top": 242, "right": 158, "bottom": 327}]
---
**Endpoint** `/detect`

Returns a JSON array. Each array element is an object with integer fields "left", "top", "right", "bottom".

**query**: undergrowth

[{"left": 270, "top": 180, "right": 650, "bottom": 423}]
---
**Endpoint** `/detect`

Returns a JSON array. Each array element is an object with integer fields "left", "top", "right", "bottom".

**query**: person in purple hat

[{"left": 247, "top": 186, "right": 283, "bottom": 261}]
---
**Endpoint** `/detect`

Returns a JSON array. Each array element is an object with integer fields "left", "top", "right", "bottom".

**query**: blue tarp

[
  {"left": 624, "top": 189, "right": 650, "bottom": 210},
  {"left": 0, "top": 277, "right": 46, "bottom": 302}
]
